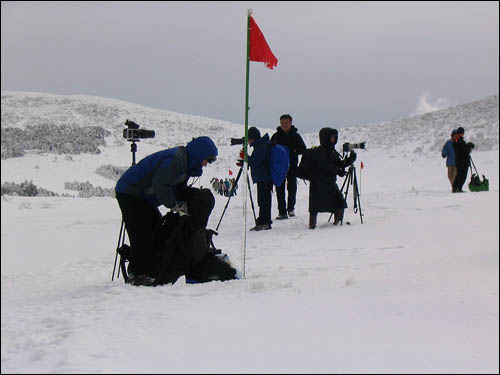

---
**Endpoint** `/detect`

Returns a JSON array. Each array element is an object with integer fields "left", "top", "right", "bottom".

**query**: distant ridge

[
  {"left": 2, "top": 91, "right": 498, "bottom": 160},
  {"left": 303, "top": 95, "right": 498, "bottom": 157},
  {"left": 1, "top": 90, "right": 248, "bottom": 149}
]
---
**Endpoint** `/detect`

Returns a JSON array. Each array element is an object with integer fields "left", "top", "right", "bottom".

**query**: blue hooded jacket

[
  {"left": 248, "top": 133, "right": 272, "bottom": 183},
  {"left": 441, "top": 139, "right": 456, "bottom": 167},
  {"left": 116, "top": 136, "right": 218, "bottom": 207}
]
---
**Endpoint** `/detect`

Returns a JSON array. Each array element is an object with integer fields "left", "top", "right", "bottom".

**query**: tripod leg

[
  {"left": 328, "top": 170, "right": 351, "bottom": 223},
  {"left": 352, "top": 168, "right": 363, "bottom": 224},
  {"left": 339, "top": 169, "right": 353, "bottom": 225},
  {"left": 117, "top": 227, "right": 126, "bottom": 279},
  {"left": 216, "top": 190, "right": 234, "bottom": 231},
  {"left": 112, "top": 219, "right": 125, "bottom": 281},
  {"left": 216, "top": 166, "right": 244, "bottom": 231},
  {"left": 247, "top": 174, "right": 257, "bottom": 225}
]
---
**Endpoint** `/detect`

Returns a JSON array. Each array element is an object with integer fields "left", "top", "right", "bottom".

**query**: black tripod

[
  {"left": 215, "top": 162, "right": 257, "bottom": 231},
  {"left": 328, "top": 165, "right": 364, "bottom": 224},
  {"left": 111, "top": 141, "right": 138, "bottom": 282}
]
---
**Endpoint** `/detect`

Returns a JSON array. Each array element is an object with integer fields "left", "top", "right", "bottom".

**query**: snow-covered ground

[{"left": 1, "top": 92, "right": 499, "bottom": 373}]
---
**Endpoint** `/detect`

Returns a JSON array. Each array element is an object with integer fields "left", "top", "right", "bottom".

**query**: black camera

[
  {"left": 123, "top": 120, "right": 155, "bottom": 141},
  {"left": 230, "top": 137, "right": 245, "bottom": 146},
  {"left": 343, "top": 142, "right": 366, "bottom": 153}
]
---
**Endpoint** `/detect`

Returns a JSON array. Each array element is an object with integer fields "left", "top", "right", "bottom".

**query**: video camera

[
  {"left": 123, "top": 120, "right": 155, "bottom": 142},
  {"left": 343, "top": 142, "right": 366, "bottom": 153},
  {"left": 230, "top": 137, "right": 245, "bottom": 146}
]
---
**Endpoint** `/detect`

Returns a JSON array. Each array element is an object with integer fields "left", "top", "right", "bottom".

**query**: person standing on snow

[
  {"left": 441, "top": 129, "right": 459, "bottom": 192},
  {"left": 452, "top": 127, "right": 475, "bottom": 193},
  {"left": 246, "top": 127, "right": 274, "bottom": 231},
  {"left": 271, "top": 114, "right": 307, "bottom": 220},
  {"left": 308, "top": 128, "right": 355, "bottom": 229}
]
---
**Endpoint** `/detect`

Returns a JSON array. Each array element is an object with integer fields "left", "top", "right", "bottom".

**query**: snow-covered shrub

[
  {"left": 1, "top": 124, "right": 110, "bottom": 159},
  {"left": 65, "top": 180, "right": 115, "bottom": 197},
  {"left": 95, "top": 165, "right": 128, "bottom": 181}
]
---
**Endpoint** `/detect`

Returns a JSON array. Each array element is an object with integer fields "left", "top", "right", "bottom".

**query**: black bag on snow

[
  {"left": 152, "top": 212, "right": 237, "bottom": 286},
  {"left": 296, "top": 148, "right": 315, "bottom": 181}
]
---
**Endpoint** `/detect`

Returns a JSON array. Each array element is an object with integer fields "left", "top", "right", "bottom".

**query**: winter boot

[
  {"left": 309, "top": 213, "right": 317, "bottom": 229},
  {"left": 333, "top": 208, "right": 344, "bottom": 226},
  {"left": 250, "top": 223, "right": 272, "bottom": 231},
  {"left": 129, "top": 273, "right": 156, "bottom": 286},
  {"left": 275, "top": 212, "right": 288, "bottom": 220}
]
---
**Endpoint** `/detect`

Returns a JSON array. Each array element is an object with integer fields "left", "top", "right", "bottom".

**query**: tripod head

[{"left": 129, "top": 141, "right": 138, "bottom": 166}]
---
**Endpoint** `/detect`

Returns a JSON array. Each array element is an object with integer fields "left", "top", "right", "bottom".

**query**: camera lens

[{"left": 138, "top": 129, "right": 155, "bottom": 139}]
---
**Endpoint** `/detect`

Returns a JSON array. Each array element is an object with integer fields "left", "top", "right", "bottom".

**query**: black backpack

[
  {"left": 296, "top": 148, "right": 315, "bottom": 181},
  {"left": 152, "top": 212, "right": 237, "bottom": 286}
]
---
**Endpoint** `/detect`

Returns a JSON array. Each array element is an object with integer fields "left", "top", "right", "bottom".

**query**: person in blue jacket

[
  {"left": 115, "top": 136, "right": 218, "bottom": 285},
  {"left": 442, "top": 129, "right": 458, "bottom": 192},
  {"left": 247, "top": 127, "right": 273, "bottom": 231}
]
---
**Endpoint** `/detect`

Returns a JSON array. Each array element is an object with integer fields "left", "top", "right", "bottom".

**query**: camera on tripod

[
  {"left": 230, "top": 137, "right": 245, "bottom": 146},
  {"left": 342, "top": 142, "right": 366, "bottom": 153},
  {"left": 123, "top": 120, "right": 156, "bottom": 142}
]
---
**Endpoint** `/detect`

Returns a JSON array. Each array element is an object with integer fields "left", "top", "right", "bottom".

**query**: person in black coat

[
  {"left": 271, "top": 114, "right": 307, "bottom": 219},
  {"left": 308, "top": 128, "right": 356, "bottom": 229},
  {"left": 452, "top": 127, "right": 475, "bottom": 193},
  {"left": 247, "top": 127, "right": 273, "bottom": 231}
]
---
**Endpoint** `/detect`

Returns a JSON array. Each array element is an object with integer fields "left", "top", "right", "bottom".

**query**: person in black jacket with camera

[
  {"left": 308, "top": 128, "right": 356, "bottom": 229},
  {"left": 271, "top": 114, "right": 307, "bottom": 220},
  {"left": 452, "top": 127, "right": 475, "bottom": 193}
]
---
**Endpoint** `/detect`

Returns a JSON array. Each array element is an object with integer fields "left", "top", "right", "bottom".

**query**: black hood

[{"left": 319, "top": 127, "right": 334, "bottom": 148}]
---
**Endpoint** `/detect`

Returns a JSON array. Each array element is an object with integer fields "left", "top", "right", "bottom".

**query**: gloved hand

[
  {"left": 171, "top": 201, "right": 188, "bottom": 214},
  {"left": 467, "top": 142, "right": 475, "bottom": 150},
  {"left": 345, "top": 151, "right": 357, "bottom": 166},
  {"left": 337, "top": 168, "right": 346, "bottom": 177}
]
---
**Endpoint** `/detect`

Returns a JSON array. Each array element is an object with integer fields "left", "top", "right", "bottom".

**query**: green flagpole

[{"left": 241, "top": 9, "right": 252, "bottom": 279}]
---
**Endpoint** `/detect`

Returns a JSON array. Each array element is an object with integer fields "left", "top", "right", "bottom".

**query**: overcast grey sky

[{"left": 2, "top": 1, "right": 499, "bottom": 133}]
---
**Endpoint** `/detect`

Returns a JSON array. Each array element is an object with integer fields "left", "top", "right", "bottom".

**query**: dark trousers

[
  {"left": 256, "top": 181, "right": 273, "bottom": 225},
  {"left": 116, "top": 193, "right": 162, "bottom": 276},
  {"left": 453, "top": 164, "right": 469, "bottom": 191},
  {"left": 276, "top": 174, "right": 297, "bottom": 214}
]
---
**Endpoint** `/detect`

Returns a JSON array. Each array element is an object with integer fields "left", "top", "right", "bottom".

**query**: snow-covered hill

[
  {"left": 0, "top": 91, "right": 254, "bottom": 147},
  {"left": 2, "top": 91, "right": 498, "bottom": 159},
  {"left": 1, "top": 91, "right": 499, "bottom": 373},
  {"left": 302, "top": 95, "right": 499, "bottom": 157}
]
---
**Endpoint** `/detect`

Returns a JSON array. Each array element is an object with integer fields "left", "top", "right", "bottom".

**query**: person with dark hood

[
  {"left": 246, "top": 127, "right": 273, "bottom": 231},
  {"left": 271, "top": 114, "right": 307, "bottom": 220},
  {"left": 308, "top": 128, "right": 356, "bottom": 229},
  {"left": 442, "top": 129, "right": 459, "bottom": 192},
  {"left": 224, "top": 178, "right": 231, "bottom": 197},
  {"left": 115, "top": 136, "right": 218, "bottom": 285},
  {"left": 452, "top": 127, "right": 475, "bottom": 193},
  {"left": 218, "top": 178, "right": 224, "bottom": 196}
]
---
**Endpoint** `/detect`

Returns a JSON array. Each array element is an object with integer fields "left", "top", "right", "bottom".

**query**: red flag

[
  {"left": 249, "top": 16, "right": 278, "bottom": 70},
  {"left": 229, "top": 169, "right": 233, "bottom": 176},
  {"left": 360, "top": 161, "right": 364, "bottom": 169}
]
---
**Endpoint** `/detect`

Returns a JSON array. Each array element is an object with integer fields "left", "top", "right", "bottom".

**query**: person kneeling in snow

[{"left": 115, "top": 136, "right": 218, "bottom": 286}]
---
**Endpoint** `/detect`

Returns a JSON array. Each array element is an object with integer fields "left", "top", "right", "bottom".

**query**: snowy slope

[
  {"left": 1, "top": 91, "right": 499, "bottom": 373},
  {"left": 1, "top": 90, "right": 260, "bottom": 150}
]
